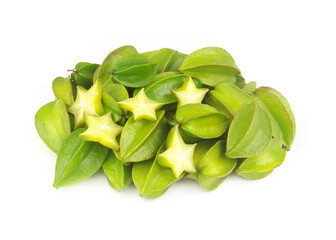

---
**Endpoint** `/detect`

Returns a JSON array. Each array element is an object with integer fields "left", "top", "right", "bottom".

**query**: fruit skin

[
  {"left": 207, "top": 82, "right": 254, "bottom": 118},
  {"left": 53, "top": 128, "right": 109, "bottom": 189},
  {"left": 207, "top": 82, "right": 295, "bottom": 150},
  {"left": 254, "top": 87, "right": 296, "bottom": 150},
  {"left": 34, "top": 45, "right": 296, "bottom": 198},
  {"left": 226, "top": 102, "right": 272, "bottom": 158},
  {"left": 102, "top": 151, "right": 132, "bottom": 191},
  {"left": 111, "top": 54, "right": 157, "bottom": 88},
  {"left": 120, "top": 110, "right": 169, "bottom": 163},
  {"left": 133, "top": 72, "right": 202, "bottom": 104},
  {"left": 52, "top": 76, "right": 75, "bottom": 105},
  {"left": 145, "top": 48, "right": 187, "bottom": 73},
  {"left": 175, "top": 103, "right": 229, "bottom": 141},
  {"left": 132, "top": 143, "right": 182, "bottom": 198},
  {"left": 242, "top": 81, "right": 257, "bottom": 94},
  {"left": 179, "top": 47, "right": 240, "bottom": 86},
  {"left": 235, "top": 74, "right": 246, "bottom": 88},
  {"left": 101, "top": 91, "right": 124, "bottom": 123},
  {"left": 35, "top": 99, "right": 71, "bottom": 153},
  {"left": 96, "top": 45, "right": 138, "bottom": 85},
  {"left": 103, "top": 82, "right": 129, "bottom": 102},
  {"left": 186, "top": 140, "right": 237, "bottom": 191},
  {"left": 71, "top": 62, "right": 100, "bottom": 89},
  {"left": 236, "top": 138, "right": 286, "bottom": 180}
]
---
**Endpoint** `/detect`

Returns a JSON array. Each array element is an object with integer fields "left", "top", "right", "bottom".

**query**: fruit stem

[{"left": 67, "top": 69, "right": 79, "bottom": 74}]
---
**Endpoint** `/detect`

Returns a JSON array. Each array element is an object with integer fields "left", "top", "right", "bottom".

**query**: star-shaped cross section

[
  {"left": 79, "top": 112, "right": 123, "bottom": 151},
  {"left": 68, "top": 80, "right": 104, "bottom": 128},
  {"left": 173, "top": 76, "right": 209, "bottom": 107},
  {"left": 158, "top": 125, "right": 196, "bottom": 178},
  {"left": 118, "top": 88, "right": 164, "bottom": 121}
]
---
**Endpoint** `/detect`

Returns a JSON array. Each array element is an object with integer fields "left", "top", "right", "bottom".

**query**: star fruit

[
  {"left": 158, "top": 125, "right": 196, "bottom": 178},
  {"left": 68, "top": 79, "right": 105, "bottom": 128},
  {"left": 118, "top": 88, "right": 164, "bottom": 121},
  {"left": 79, "top": 112, "right": 123, "bottom": 151},
  {"left": 172, "top": 76, "right": 209, "bottom": 107}
]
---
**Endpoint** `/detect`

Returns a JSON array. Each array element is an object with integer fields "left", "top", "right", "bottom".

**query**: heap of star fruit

[{"left": 35, "top": 46, "right": 296, "bottom": 198}]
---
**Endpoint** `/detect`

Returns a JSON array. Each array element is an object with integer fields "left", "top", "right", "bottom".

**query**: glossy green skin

[
  {"left": 253, "top": 97, "right": 284, "bottom": 145},
  {"left": 35, "top": 99, "right": 71, "bottom": 153},
  {"left": 68, "top": 112, "right": 76, "bottom": 131},
  {"left": 133, "top": 72, "right": 202, "bottom": 103},
  {"left": 236, "top": 138, "right": 286, "bottom": 179},
  {"left": 204, "top": 93, "right": 233, "bottom": 119},
  {"left": 242, "top": 81, "right": 257, "bottom": 94},
  {"left": 255, "top": 87, "right": 296, "bottom": 149},
  {"left": 112, "top": 54, "right": 157, "bottom": 87},
  {"left": 187, "top": 140, "right": 237, "bottom": 191},
  {"left": 179, "top": 47, "right": 240, "bottom": 86},
  {"left": 235, "top": 74, "right": 246, "bottom": 88},
  {"left": 35, "top": 45, "right": 296, "bottom": 196},
  {"left": 208, "top": 82, "right": 254, "bottom": 118},
  {"left": 207, "top": 83, "right": 293, "bottom": 150},
  {"left": 195, "top": 140, "right": 237, "bottom": 177},
  {"left": 120, "top": 110, "right": 169, "bottom": 163},
  {"left": 146, "top": 48, "right": 187, "bottom": 73},
  {"left": 186, "top": 172, "right": 227, "bottom": 191},
  {"left": 70, "top": 62, "right": 91, "bottom": 83},
  {"left": 97, "top": 45, "right": 138, "bottom": 84},
  {"left": 73, "top": 63, "right": 100, "bottom": 89},
  {"left": 102, "top": 151, "right": 132, "bottom": 191},
  {"left": 238, "top": 170, "right": 273, "bottom": 180},
  {"left": 178, "top": 128, "right": 201, "bottom": 144},
  {"left": 226, "top": 102, "right": 272, "bottom": 158},
  {"left": 53, "top": 128, "right": 109, "bottom": 189},
  {"left": 162, "top": 103, "right": 178, "bottom": 112},
  {"left": 141, "top": 50, "right": 156, "bottom": 58},
  {"left": 101, "top": 91, "right": 124, "bottom": 123},
  {"left": 132, "top": 143, "right": 181, "bottom": 198},
  {"left": 92, "top": 65, "right": 101, "bottom": 83},
  {"left": 103, "top": 82, "right": 129, "bottom": 102},
  {"left": 52, "top": 76, "right": 75, "bottom": 105},
  {"left": 176, "top": 104, "right": 229, "bottom": 140},
  {"left": 198, "top": 174, "right": 226, "bottom": 191}
]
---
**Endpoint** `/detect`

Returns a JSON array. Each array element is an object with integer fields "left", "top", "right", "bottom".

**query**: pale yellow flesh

[
  {"left": 68, "top": 80, "right": 104, "bottom": 128},
  {"left": 79, "top": 112, "right": 123, "bottom": 151},
  {"left": 118, "top": 88, "right": 163, "bottom": 121},
  {"left": 158, "top": 126, "right": 196, "bottom": 177},
  {"left": 173, "top": 76, "right": 208, "bottom": 107}
]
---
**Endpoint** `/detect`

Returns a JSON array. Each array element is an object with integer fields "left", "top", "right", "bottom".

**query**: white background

[{"left": 1, "top": 0, "right": 335, "bottom": 239}]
